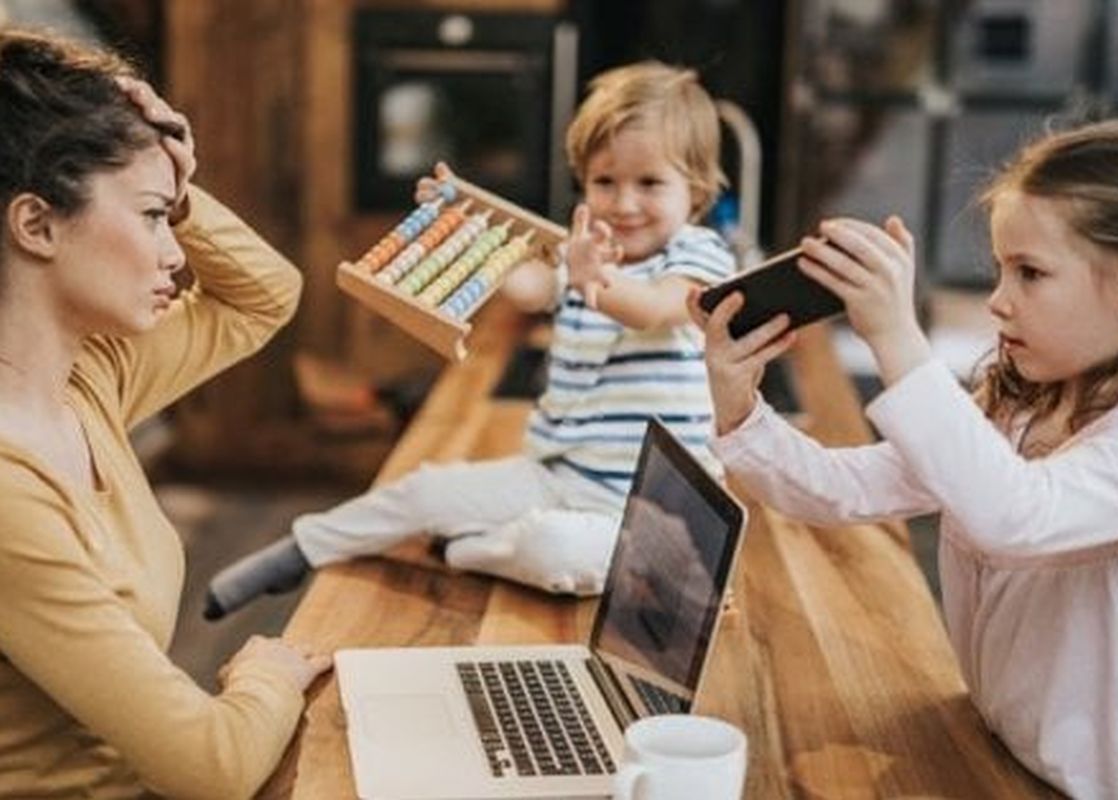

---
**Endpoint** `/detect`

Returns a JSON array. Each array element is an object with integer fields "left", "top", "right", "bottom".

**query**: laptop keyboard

[
  {"left": 456, "top": 660, "right": 616, "bottom": 779},
  {"left": 629, "top": 675, "right": 689, "bottom": 715}
]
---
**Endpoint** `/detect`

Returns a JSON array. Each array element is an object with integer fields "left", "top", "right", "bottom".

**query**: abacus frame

[{"left": 336, "top": 174, "right": 568, "bottom": 360}]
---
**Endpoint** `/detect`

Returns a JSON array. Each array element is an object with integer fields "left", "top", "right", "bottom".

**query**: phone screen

[{"left": 698, "top": 247, "right": 844, "bottom": 339}]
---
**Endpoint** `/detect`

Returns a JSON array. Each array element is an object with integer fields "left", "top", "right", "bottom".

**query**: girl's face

[
  {"left": 583, "top": 125, "right": 694, "bottom": 264},
  {"left": 51, "top": 144, "right": 184, "bottom": 337},
  {"left": 987, "top": 189, "right": 1118, "bottom": 384}
]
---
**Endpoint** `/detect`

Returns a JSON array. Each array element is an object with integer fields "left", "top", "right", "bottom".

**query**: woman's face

[
  {"left": 51, "top": 144, "right": 184, "bottom": 337},
  {"left": 987, "top": 189, "right": 1118, "bottom": 383}
]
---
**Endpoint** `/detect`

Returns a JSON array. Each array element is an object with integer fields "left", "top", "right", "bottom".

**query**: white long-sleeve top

[{"left": 711, "top": 359, "right": 1118, "bottom": 799}]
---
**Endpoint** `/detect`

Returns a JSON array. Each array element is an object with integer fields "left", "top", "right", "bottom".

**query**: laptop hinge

[{"left": 586, "top": 655, "right": 637, "bottom": 731}]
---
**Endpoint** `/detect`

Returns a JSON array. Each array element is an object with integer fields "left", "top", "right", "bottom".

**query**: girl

[
  {"left": 691, "top": 120, "right": 1118, "bottom": 798},
  {"left": 207, "top": 61, "right": 738, "bottom": 615},
  {"left": 0, "top": 30, "right": 328, "bottom": 799}
]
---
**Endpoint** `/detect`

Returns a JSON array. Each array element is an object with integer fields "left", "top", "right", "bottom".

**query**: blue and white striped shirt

[{"left": 525, "top": 224, "right": 736, "bottom": 495}]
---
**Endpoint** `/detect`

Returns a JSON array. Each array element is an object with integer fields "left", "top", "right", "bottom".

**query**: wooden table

[{"left": 268, "top": 298, "right": 1061, "bottom": 799}]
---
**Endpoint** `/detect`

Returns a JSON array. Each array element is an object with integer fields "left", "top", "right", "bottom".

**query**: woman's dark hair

[
  {"left": 0, "top": 29, "right": 160, "bottom": 217},
  {"left": 975, "top": 120, "right": 1118, "bottom": 442}
]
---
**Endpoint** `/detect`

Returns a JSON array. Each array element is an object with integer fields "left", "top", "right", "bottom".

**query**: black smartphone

[{"left": 698, "top": 247, "right": 844, "bottom": 339}]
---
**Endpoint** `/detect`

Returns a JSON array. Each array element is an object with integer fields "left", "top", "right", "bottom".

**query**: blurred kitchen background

[{"left": 4, "top": 0, "right": 1116, "bottom": 686}]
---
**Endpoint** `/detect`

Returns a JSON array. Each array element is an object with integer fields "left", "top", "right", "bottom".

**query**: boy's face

[{"left": 583, "top": 125, "right": 693, "bottom": 264}]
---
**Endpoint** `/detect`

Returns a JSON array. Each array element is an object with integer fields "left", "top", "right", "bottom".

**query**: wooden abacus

[{"left": 336, "top": 172, "right": 567, "bottom": 360}]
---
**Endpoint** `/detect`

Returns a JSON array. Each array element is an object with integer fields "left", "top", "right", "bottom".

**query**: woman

[{"left": 0, "top": 29, "right": 328, "bottom": 799}]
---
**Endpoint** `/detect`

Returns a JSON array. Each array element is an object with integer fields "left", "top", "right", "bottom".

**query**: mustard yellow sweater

[{"left": 0, "top": 187, "right": 306, "bottom": 799}]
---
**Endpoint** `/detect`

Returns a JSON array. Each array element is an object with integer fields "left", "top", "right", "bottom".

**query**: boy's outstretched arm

[
  {"left": 566, "top": 204, "right": 697, "bottom": 329},
  {"left": 583, "top": 272, "right": 698, "bottom": 330},
  {"left": 501, "top": 258, "right": 560, "bottom": 313}
]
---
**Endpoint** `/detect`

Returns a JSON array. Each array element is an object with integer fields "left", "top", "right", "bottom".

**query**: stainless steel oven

[{"left": 353, "top": 9, "right": 577, "bottom": 217}]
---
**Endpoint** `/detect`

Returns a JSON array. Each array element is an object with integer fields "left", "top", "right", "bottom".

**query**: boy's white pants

[{"left": 292, "top": 457, "right": 624, "bottom": 595}]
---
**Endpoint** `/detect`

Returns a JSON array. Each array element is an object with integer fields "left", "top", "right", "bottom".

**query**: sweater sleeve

[
  {"left": 78, "top": 185, "right": 303, "bottom": 430},
  {"left": 711, "top": 397, "right": 939, "bottom": 524},
  {"left": 0, "top": 482, "right": 304, "bottom": 800},
  {"left": 866, "top": 359, "right": 1118, "bottom": 557}
]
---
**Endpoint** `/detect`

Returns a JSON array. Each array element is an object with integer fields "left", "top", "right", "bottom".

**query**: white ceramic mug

[{"left": 613, "top": 714, "right": 747, "bottom": 800}]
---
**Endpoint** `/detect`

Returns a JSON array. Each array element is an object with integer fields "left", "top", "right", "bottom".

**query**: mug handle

[{"left": 613, "top": 763, "right": 648, "bottom": 799}]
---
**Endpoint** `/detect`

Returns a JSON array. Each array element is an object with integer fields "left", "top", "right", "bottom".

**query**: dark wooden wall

[
  {"left": 161, "top": 0, "right": 561, "bottom": 480},
  {"left": 163, "top": 0, "right": 387, "bottom": 482}
]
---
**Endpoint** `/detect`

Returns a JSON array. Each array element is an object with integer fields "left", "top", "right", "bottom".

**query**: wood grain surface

[{"left": 264, "top": 299, "right": 1061, "bottom": 799}]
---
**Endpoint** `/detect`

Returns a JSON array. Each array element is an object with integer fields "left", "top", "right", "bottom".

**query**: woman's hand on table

[
  {"left": 220, "top": 636, "right": 332, "bottom": 693},
  {"left": 687, "top": 288, "right": 796, "bottom": 436}
]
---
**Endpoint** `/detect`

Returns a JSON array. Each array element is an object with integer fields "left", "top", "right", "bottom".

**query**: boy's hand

[
  {"left": 565, "top": 204, "right": 623, "bottom": 309},
  {"left": 797, "top": 216, "right": 931, "bottom": 384},
  {"left": 687, "top": 288, "right": 795, "bottom": 436},
  {"left": 501, "top": 258, "right": 559, "bottom": 313},
  {"left": 415, "top": 161, "right": 454, "bottom": 204}
]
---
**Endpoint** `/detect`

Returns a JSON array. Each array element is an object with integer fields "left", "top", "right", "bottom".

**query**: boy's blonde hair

[
  {"left": 565, "top": 61, "right": 726, "bottom": 220},
  {"left": 976, "top": 119, "right": 1118, "bottom": 441}
]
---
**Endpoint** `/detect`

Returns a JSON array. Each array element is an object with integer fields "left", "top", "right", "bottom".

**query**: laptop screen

[{"left": 590, "top": 419, "right": 742, "bottom": 692}]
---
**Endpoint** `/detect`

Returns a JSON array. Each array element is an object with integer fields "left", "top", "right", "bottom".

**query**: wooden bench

[{"left": 267, "top": 300, "right": 1059, "bottom": 799}]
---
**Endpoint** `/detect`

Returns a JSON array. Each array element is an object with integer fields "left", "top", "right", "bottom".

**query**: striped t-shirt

[{"left": 525, "top": 224, "right": 736, "bottom": 495}]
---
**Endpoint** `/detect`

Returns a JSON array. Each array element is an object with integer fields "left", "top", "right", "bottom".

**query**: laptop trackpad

[
  {"left": 354, "top": 694, "right": 480, "bottom": 797},
  {"left": 360, "top": 693, "right": 458, "bottom": 743}
]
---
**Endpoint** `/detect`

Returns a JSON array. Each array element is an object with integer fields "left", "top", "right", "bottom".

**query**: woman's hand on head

[
  {"left": 565, "top": 203, "right": 623, "bottom": 309},
  {"left": 687, "top": 288, "right": 796, "bottom": 436},
  {"left": 797, "top": 216, "right": 932, "bottom": 383},
  {"left": 219, "top": 635, "right": 332, "bottom": 694},
  {"left": 115, "top": 76, "right": 196, "bottom": 220}
]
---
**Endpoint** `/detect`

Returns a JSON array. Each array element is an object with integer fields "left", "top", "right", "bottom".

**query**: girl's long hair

[{"left": 976, "top": 120, "right": 1118, "bottom": 438}]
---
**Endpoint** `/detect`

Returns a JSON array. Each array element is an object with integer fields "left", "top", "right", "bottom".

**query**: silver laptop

[{"left": 335, "top": 418, "right": 746, "bottom": 799}]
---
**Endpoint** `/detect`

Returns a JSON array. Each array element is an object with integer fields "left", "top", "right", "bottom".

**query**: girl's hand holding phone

[
  {"left": 797, "top": 216, "right": 932, "bottom": 384},
  {"left": 687, "top": 289, "right": 796, "bottom": 436}
]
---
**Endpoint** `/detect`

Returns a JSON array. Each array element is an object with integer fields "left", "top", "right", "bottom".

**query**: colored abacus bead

[
  {"left": 357, "top": 231, "right": 406, "bottom": 272},
  {"left": 343, "top": 162, "right": 565, "bottom": 362},
  {"left": 396, "top": 211, "right": 491, "bottom": 295},
  {"left": 442, "top": 278, "right": 486, "bottom": 318},
  {"left": 377, "top": 202, "right": 469, "bottom": 284},
  {"left": 396, "top": 198, "right": 443, "bottom": 240},
  {"left": 417, "top": 223, "right": 511, "bottom": 306},
  {"left": 360, "top": 197, "right": 445, "bottom": 273},
  {"left": 441, "top": 232, "right": 533, "bottom": 319}
]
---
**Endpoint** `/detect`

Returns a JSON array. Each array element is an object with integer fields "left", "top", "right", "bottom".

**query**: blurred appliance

[
  {"left": 784, "top": 0, "right": 1110, "bottom": 287},
  {"left": 935, "top": 0, "right": 1096, "bottom": 283},
  {"left": 949, "top": 0, "right": 1090, "bottom": 96},
  {"left": 353, "top": 10, "right": 577, "bottom": 217}
]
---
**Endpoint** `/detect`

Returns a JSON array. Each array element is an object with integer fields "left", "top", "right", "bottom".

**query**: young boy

[{"left": 207, "top": 61, "right": 738, "bottom": 616}]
